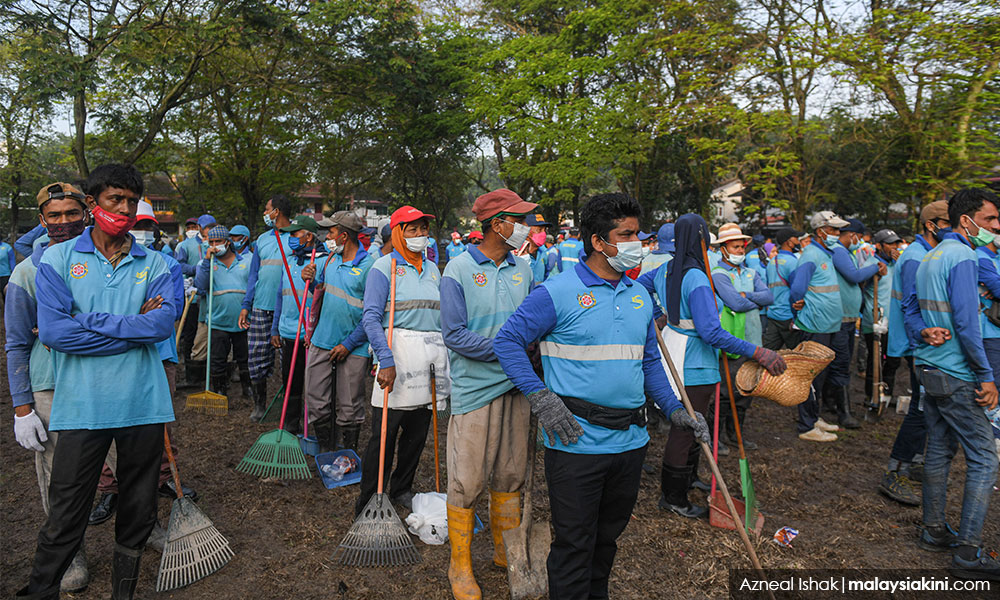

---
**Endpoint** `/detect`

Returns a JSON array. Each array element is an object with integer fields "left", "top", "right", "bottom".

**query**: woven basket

[{"left": 735, "top": 341, "right": 835, "bottom": 407}]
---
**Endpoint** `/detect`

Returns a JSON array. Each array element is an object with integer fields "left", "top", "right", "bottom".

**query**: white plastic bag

[{"left": 405, "top": 492, "right": 449, "bottom": 545}]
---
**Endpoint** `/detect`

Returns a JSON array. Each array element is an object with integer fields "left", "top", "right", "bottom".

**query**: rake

[
  {"left": 156, "top": 427, "right": 233, "bottom": 591},
  {"left": 259, "top": 385, "right": 285, "bottom": 423},
  {"left": 186, "top": 254, "right": 228, "bottom": 415},
  {"left": 235, "top": 249, "right": 314, "bottom": 479},
  {"left": 334, "top": 257, "right": 421, "bottom": 567}
]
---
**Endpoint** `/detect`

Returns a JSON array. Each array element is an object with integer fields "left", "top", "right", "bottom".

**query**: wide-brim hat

[{"left": 716, "top": 222, "right": 751, "bottom": 245}]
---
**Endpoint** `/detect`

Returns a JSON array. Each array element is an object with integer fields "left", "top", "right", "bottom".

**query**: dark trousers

[
  {"left": 796, "top": 330, "right": 832, "bottom": 433},
  {"left": 664, "top": 384, "right": 714, "bottom": 468},
  {"left": 863, "top": 332, "right": 901, "bottom": 399},
  {"left": 889, "top": 357, "right": 926, "bottom": 463},
  {"left": 178, "top": 302, "right": 199, "bottom": 362},
  {"left": 827, "top": 320, "right": 855, "bottom": 388},
  {"left": 763, "top": 317, "right": 798, "bottom": 351},
  {"left": 210, "top": 329, "right": 249, "bottom": 393},
  {"left": 355, "top": 406, "right": 432, "bottom": 514},
  {"left": 718, "top": 356, "right": 751, "bottom": 440},
  {"left": 26, "top": 423, "right": 163, "bottom": 594},
  {"left": 545, "top": 445, "right": 646, "bottom": 600},
  {"left": 281, "top": 337, "right": 307, "bottom": 434}
]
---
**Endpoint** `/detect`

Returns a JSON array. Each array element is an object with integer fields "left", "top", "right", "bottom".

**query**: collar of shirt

[
  {"left": 814, "top": 241, "right": 835, "bottom": 257},
  {"left": 979, "top": 245, "right": 998, "bottom": 258},
  {"left": 468, "top": 243, "right": 516, "bottom": 267},
  {"left": 390, "top": 248, "right": 429, "bottom": 271},
  {"left": 718, "top": 260, "right": 742, "bottom": 273},
  {"left": 73, "top": 227, "right": 145, "bottom": 263},
  {"left": 778, "top": 249, "right": 796, "bottom": 257},
  {"left": 943, "top": 230, "right": 974, "bottom": 249},
  {"left": 915, "top": 234, "right": 934, "bottom": 251},
  {"left": 32, "top": 242, "right": 51, "bottom": 267},
  {"left": 339, "top": 247, "right": 369, "bottom": 267},
  {"left": 574, "top": 259, "right": 632, "bottom": 289}
]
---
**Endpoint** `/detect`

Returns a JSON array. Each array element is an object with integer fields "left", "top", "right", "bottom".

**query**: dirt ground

[{"left": 2, "top": 337, "right": 998, "bottom": 599}]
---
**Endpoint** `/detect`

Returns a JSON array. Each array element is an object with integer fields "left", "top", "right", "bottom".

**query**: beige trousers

[
  {"left": 446, "top": 391, "right": 530, "bottom": 508},
  {"left": 191, "top": 322, "right": 209, "bottom": 361},
  {"left": 304, "top": 350, "right": 369, "bottom": 427},
  {"left": 31, "top": 390, "right": 59, "bottom": 516}
]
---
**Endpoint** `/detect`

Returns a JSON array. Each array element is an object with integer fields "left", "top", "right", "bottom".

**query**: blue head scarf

[{"left": 664, "top": 214, "right": 710, "bottom": 326}]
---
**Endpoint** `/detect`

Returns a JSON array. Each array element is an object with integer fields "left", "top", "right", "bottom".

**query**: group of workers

[{"left": 5, "top": 164, "right": 999, "bottom": 600}]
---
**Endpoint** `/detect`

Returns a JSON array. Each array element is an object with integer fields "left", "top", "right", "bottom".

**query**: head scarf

[
  {"left": 665, "top": 213, "right": 711, "bottom": 326},
  {"left": 391, "top": 224, "right": 424, "bottom": 274}
]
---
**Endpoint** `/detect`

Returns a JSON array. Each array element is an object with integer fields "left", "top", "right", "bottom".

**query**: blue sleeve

[
  {"left": 14, "top": 224, "right": 45, "bottom": 258},
  {"left": 242, "top": 249, "right": 262, "bottom": 311},
  {"left": 494, "top": 286, "right": 558, "bottom": 396},
  {"left": 175, "top": 245, "right": 197, "bottom": 277},
  {"left": 712, "top": 271, "right": 758, "bottom": 312},
  {"left": 440, "top": 276, "right": 495, "bottom": 361},
  {"left": 4, "top": 279, "right": 38, "bottom": 407},
  {"left": 637, "top": 267, "right": 663, "bottom": 319},
  {"left": 642, "top": 319, "right": 682, "bottom": 416},
  {"left": 949, "top": 260, "right": 993, "bottom": 382},
  {"left": 789, "top": 262, "right": 815, "bottom": 301},
  {"left": 832, "top": 247, "right": 879, "bottom": 284},
  {"left": 340, "top": 318, "right": 368, "bottom": 353},
  {"left": 545, "top": 251, "right": 557, "bottom": 276},
  {"left": 362, "top": 268, "right": 393, "bottom": 367},
  {"left": 194, "top": 259, "right": 210, "bottom": 295},
  {"left": 746, "top": 271, "right": 773, "bottom": 306},
  {"left": 900, "top": 260, "right": 926, "bottom": 348},
  {"left": 978, "top": 255, "right": 1000, "bottom": 299},
  {"left": 69, "top": 271, "right": 177, "bottom": 344},
  {"left": 7, "top": 248, "right": 14, "bottom": 272},
  {"left": 271, "top": 285, "right": 282, "bottom": 337},
  {"left": 170, "top": 261, "right": 185, "bottom": 320},
  {"left": 690, "top": 285, "right": 757, "bottom": 356}
]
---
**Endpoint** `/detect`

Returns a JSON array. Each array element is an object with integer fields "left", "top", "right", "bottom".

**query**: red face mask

[{"left": 91, "top": 204, "right": 136, "bottom": 238}]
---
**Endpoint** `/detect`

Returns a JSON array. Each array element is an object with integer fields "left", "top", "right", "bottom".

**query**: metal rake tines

[
  {"left": 156, "top": 528, "right": 234, "bottom": 591},
  {"left": 333, "top": 495, "right": 421, "bottom": 567}
]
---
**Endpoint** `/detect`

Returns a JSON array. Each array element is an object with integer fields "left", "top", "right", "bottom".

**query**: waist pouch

[{"left": 562, "top": 396, "right": 647, "bottom": 431}]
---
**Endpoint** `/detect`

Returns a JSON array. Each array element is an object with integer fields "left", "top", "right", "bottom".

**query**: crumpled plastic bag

[{"left": 405, "top": 492, "right": 448, "bottom": 545}]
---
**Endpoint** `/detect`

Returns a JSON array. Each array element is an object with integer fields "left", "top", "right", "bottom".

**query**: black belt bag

[{"left": 561, "top": 396, "right": 647, "bottom": 431}]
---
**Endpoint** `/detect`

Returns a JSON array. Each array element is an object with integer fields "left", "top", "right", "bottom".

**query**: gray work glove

[
  {"left": 14, "top": 409, "right": 48, "bottom": 452},
  {"left": 526, "top": 389, "right": 584, "bottom": 446},
  {"left": 669, "top": 408, "right": 710, "bottom": 445}
]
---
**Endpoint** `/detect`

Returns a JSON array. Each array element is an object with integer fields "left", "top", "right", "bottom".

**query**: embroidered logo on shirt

[
  {"left": 70, "top": 262, "right": 88, "bottom": 279},
  {"left": 395, "top": 266, "right": 406, "bottom": 276},
  {"left": 135, "top": 268, "right": 149, "bottom": 284},
  {"left": 820, "top": 263, "right": 828, "bottom": 270},
  {"left": 512, "top": 272, "right": 524, "bottom": 286},
  {"left": 631, "top": 294, "right": 644, "bottom": 309},
  {"left": 351, "top": 267, "right": 362, "bottom": 276},
  {"left": 473, "top": 272, "right": 488, "bottom": 287},
  {"left": 578, "top": 292, "right": 596, "bottom": 309}
]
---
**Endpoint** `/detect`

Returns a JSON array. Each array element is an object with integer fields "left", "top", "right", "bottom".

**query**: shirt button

[{"left": 616, "top": 306, "right": 620, "bottom": 310}]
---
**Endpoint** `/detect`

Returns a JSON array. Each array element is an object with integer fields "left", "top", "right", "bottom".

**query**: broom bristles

[
  {"left": 185, "top": 392, "right": 229, "bottom": 416},
  {"left": 333, "top": 494, "right": 421, "bottom": 567},
  {"left": 235, "top": 429, "right": 312, "bottom": 479},
  {"left": 155, "top": 499, "right": 233, "bottom": 592}
]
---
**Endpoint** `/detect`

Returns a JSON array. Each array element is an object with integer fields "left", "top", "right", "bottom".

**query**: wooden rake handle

[
  {"left": 654, "top": 326, "right": 773, "bottom": 599},
  {"left": 163, "top": 426, "right": 184, "bottom": 500},
  {"left": 376, "top": 258, "right": 398, "bottom": 496}
]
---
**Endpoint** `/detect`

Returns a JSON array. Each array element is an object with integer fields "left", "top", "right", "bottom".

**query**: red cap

[
  {"left": 473, "top": 189, "right": 538, "bottom": 222},
  {"left": 468, "top": 230, "right": 484, "bottom": 240},
  {"left": 390, "top": 205, "right": 435, "bottom": 229}
]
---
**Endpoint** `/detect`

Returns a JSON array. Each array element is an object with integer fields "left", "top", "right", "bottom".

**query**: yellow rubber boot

[
  {"left": 447, "top": 504, "right": 482, "bottom": 600},
  {"left": 489, "top": 490, "right": 521, "bottom": 568}
]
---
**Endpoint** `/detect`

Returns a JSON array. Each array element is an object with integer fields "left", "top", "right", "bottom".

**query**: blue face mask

[
  {"left": 849, "top": 240, "right": 862, "bottom": 251},
  {"left": 264, "top": 213, "right": 275, "bottom": 228},
  {"left": 932, "top": 226, "right": 951, "bottom": 243},
  {"left": 288, "top": 236, "right": 301, "bottom": 251},
  {"left": 823, "top": 234, "right": 839, "bottom": 249}
]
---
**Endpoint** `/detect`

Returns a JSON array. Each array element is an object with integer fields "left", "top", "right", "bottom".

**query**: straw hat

[
  {"left": 736, "top": 341, "right": 835, "bottom": 406},
  {"left": 716, "top": 223, "right": 751, "bottom": 245}
]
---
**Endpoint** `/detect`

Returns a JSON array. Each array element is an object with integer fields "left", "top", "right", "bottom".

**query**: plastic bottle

[{"left": 321, "top": 456, "right": 356, "bottom": 482}]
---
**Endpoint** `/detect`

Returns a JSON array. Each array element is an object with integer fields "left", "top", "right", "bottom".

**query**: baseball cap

[
  {"left": 317, "top": 210, "right": 364, "bottom": 232},
  {"left": 185, "top": 217, "right": 199, "bottom": 226},
  {"left": 842, "top": 218, "right": 865, "bottom": 234},
  {"left": 136, "top": 199, "right": 157, "bottom": 224},
  {"left": 873, "top": 229, "right": 902, "bottom": 244},
  {"left": 36, "top": 182, "right": 84, "bottom": 208},
  {"left": 451, "top": 231, "right": 462, "bottom": 240},
  {"left": 468, "top": 230, "right": 484, "bottom": 240},
  {"left": 280, "top": 215, "right": 319, "bottom": 234},
  {"left": 809, "top": 210, "right": 849, "bottom": 230},
  {"left": 776, "top": 227, "right": 804, "bottom": 246},
  {"left": 206, "top": 225, "right": 230, "bottom": 240},
  {"left": 197, "top": 214, "right": 216, "bottom": 229},
  {"left": 230, "top": 225, "right": 250, "bottom": 238},
  {"left": 920, "top": 200, "right": 949, "bottom": 224},
  {"left": 637, "top": 231, "right": 655, "bottom": 241},
  {"left": 390, "top": 205, "right": 435, "bottom": 229},
  {"left": 380, "top": 224, "right": 392, "bottom": 240},
  {"left": 657, "top": 223, "right": 675, "bottom": 252},
  {"left": 525, "top": 213, "right": 551, "bottom": 227},
  {"left": 473, "top": 189, "right": 538, "bottom": 222}
]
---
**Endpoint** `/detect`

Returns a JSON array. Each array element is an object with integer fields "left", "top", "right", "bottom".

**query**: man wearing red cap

[
  {"left": 446, "top": 231, "right": 466, "bottom": 260},
  {"left": 440, "top": 189, "right": 536, "bottom": 600}
]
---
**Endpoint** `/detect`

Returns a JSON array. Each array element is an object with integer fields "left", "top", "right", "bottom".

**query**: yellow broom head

[
  {"left": 186, "top": 391, "right": 228, "bottom": 416},
  {"left": 736, "top": 341, "right": 835, "bottom": 406}
]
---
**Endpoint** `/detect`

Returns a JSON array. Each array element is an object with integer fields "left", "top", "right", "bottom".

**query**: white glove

[
  {"left": 14, "top": 410, "right": 48, "bottom": 452},
  {"left": 873, "top": 318, "right": 888, "bottom": 335},
  {"left": 183, "top": 276, "right": 195, "bottom": 296},
  {"left": 429, "top": 397, "right": 448, "bottom": 411}
]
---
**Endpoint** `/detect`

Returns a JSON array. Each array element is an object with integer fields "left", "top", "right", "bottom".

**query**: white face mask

[
  {"left": 210, "top": 243, "right": 229, "bottom": 257},
  {"left": 641, "top": 246, "right": 651, "bottom": 258},
  {"left": 131, "top": 230, "right": 154, "bottom": 247},
  {"left": 496, "top": 219, "right": 530, "bottom": 249},
  {"left": 601, "top": 239, "right": 643, "bottom": 272},
  {"left": 185, "top": 230, "right": 199, "bottom": 239},
  {"left": 726, "top": 251, "right": 746, "bottom": 266},
  {"left": 405, "top": 236, "right": 429, "bottom": 253},
  {"left": 325, "top": 239, "right": 344, "bottom": 254}
]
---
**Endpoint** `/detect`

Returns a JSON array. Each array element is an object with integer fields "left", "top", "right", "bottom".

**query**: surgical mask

[
  {"left": 849, "top": 240, "right": 863, "bottom": 252},
  {"left": 185, "top": 229, "right": 199, "bottom": 239},
  {"left": 530, "top": 232, "right": 547, "bottom": 247},
  {"left": 497, "top": 219, "right": 529, "bottom": 250},
  {"left": 211, "top": 243, "right": 229, "bottom": 257},
  {"left": 405, "top": 236, "right": 429, "bottom": 253},
  {"left": 823, "top": 234, "right": 839, "bottom": 249},
  {"left": 641, "top": 246, "right": 651, "bottom": 258},
  {"left": 131, "top": 230, "right": 154, "bottom": 247},
  {"left": 263, "top": 212, "right": 275, "bottom": 228},
  {"left": 792, "top": 244, "right": 802, "bottom": 253},
  {"left": 601, "top": 239, "right": 643, "bottom": 272},
  {"left": 289, "top": 236, "right": 302, "bottom": 251},
  {"left": 325, "top": 239, "right": 344, "bottom": 254},
  {"left": 726, "top": 252, "right": 746, "bottom": 266},
  {"left": 964, "top": 217, "right": 995, "bottom": 248},
  {"left": 931, "top": 225, "right": 951, "bottom": 243}
]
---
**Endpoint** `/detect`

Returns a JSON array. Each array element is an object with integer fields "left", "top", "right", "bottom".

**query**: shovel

[
  {"left": 186, "top": 254, "right": 228, "bottom": 415},
  {"left": 503, "top": 416, "right": 549, "bottom": 600},
  {"left": 156, "top": 427, "right": 233, "bottom": 591}
]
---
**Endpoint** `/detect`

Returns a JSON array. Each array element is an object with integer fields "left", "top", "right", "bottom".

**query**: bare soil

[{"left": 2, "top": 338, "right": 997, "bottom": 599}]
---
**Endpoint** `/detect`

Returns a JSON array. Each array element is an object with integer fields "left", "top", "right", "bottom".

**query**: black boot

[
  {"left": 836, "top": 387, "right": 861, "bottom": 429},
  {"left": 14, "top": 585, "right": 59, "bottom": 599},
  {"left": 250, "top": 380, "right": 268, "bottom": 422},
  {"left": 210, "top": 373, "right": 229, "bottom": 397},
  {"left": 111, "top": 544, "right": 142, "bottom": 600},
  {"left": 821, "top": 382, "right": 838, "bottom": 416},
  {"left": 312, "top": 418, "right": 333, "bottom": 453},
  {"left": 686, "top": 446, "right": 710, "bottom": 492},
  {"left": 659, "top": 465, "right": 707, "bottom": 518},
  {"left": 239, "top": 368, "right": 253, "bottom": 406},
  {"left": 341, "top": 424, "right": 361, "bottom": 452},
  {"left": 185, "top": 360, "right": 205, "bottom": 389}
]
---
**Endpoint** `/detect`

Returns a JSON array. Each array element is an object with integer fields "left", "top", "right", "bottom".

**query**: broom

[
  {"left": 334, "top": 257, "right": 421, "bottom": 567},
  {"left": 186, "top": 254, "right": 228, "bottom": 415},
  {"left": 156, "top": 427, "right": 233, "bottom": 591},
  {"left": 235, "top": 249, "right": 315, "bottom": 479}
]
